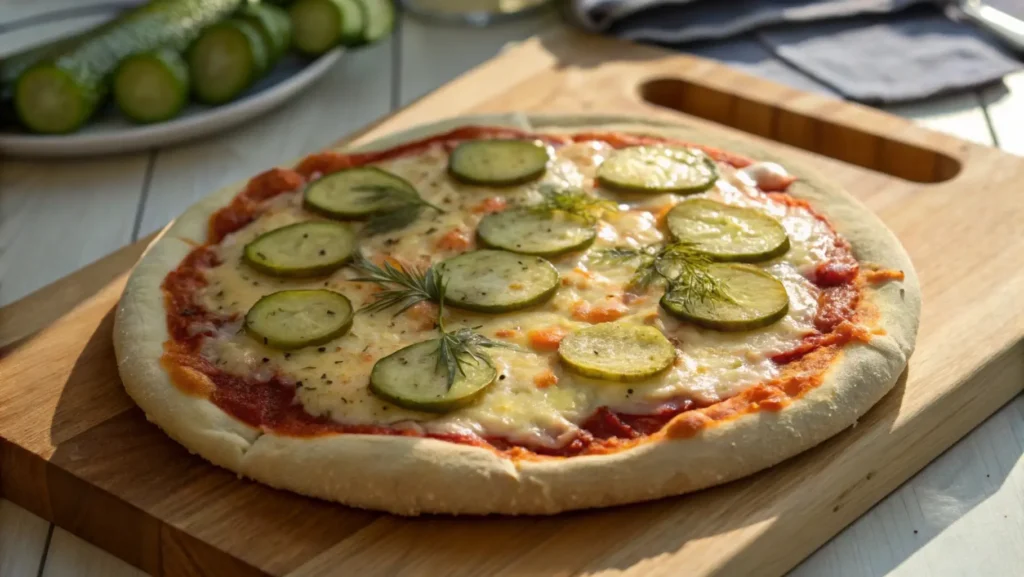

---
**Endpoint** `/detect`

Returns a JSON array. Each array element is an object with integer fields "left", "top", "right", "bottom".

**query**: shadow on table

[{"left": 791, "top": 344, "right": 1024, "bottom": 577}]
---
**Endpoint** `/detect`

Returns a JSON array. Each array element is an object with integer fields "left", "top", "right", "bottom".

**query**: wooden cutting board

[{"left": 2, "top": 30, "right": 1022, "bottom": 577}]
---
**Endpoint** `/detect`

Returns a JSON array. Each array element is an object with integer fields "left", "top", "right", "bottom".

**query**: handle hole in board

[{"left": 639, "top": 78, "right": 961, "bottom": 184}]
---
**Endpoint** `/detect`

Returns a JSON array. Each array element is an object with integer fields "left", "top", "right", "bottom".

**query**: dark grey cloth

[{"left": 568, "top": 0, "right": 1022, "bottom": 104}]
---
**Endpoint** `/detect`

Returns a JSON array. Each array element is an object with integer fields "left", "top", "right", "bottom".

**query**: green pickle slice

[
  {"left": 448, "top": 139, "right": 550, "bottom": 186},
  {"left": 660, "top": 263, "right": 790, "bottom": 331},
  {"left": 245, "top": 289, "right": 354, "bottom": 350},
  {"left": 477, "top": 209, "right": 595, "bottom": 256},
  {"left": 436, "top": 250, "right": 559, "bottom": 313},
  {"left": 243, "top": 221, "right": 356, "bottom": 277},
  {"left": 303, "top": 167, "right": 418, "bottom": 219},
  {"left": 666, "top": 198, "right": 790, "bottom": 262},
  {"left": 369, "top": 339, "right": 497, "bottom": 413},
  {"left": 597, "top": 145, "right": 718, "bottom": 194},
  {"left": 559, "top": 323, "right": 676, "bottom": 382}
]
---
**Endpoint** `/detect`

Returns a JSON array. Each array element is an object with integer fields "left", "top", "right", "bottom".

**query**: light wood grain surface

[{"left": 1, "top": 4, "right": 1022, "bottom": 577}]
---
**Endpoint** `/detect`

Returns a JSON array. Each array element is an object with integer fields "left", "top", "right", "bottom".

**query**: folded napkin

[{"left": 568, "top": 0, "right": 1022, "bottom": 104}]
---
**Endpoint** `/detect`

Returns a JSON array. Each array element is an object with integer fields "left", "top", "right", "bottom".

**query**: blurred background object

[
  {"left": 0, "top": 0, "right": 394, "bottom": 155},
  {"left": 565, "top": 0, "right": 1024, "bottom": 104},
  {"left": 400, "top": 0, "right": 552, "bottom": 25}
]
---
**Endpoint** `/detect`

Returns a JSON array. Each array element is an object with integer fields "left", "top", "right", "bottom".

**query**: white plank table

[{"left": 1, "top": 6, "right": 1022, "bottom": 577}]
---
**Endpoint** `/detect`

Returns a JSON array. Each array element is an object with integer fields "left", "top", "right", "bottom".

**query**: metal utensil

[{"left": 956, "top": 0, "right": 1024, "bottom": 53}]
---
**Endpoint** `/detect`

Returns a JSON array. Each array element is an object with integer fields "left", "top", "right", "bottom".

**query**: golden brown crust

[{"left": 114, "top": 113, "right": 919, "bottom": 515}]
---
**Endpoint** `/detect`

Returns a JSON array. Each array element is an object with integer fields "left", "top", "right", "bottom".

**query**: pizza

[{"left": 113, "top": 114, "right": 919, "bottom": 515}]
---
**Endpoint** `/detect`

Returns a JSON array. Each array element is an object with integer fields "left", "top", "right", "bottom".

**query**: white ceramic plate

[{"left": 0, "top": 3, "right": 344, "bottom": 158}]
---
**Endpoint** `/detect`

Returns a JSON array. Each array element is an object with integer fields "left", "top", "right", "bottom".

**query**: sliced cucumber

[
  {"left": 370, "top": 339, "right": 496, "bottom": 413},
  {"left": 243, "top": 221, "right": 356, "bottom": 278},
  {"left": 113, "top": 49, "right": 189, "bottom": 124},
  {"left": 245, "top": 289, "right": 354, "bottom": 350},
  {"left": 448, "top": 140, "right": 550, "bottom": 186},
  {"left": 477, "top": 209, "right": 595, "bottom": 257},
  {"left": 660, "top": 263, "right": 789, "bottom": 331},
  {"left": 351, "top": 0, "right": 396, "bottom": 45},
  {"left": 14, "top": 66, "right": 94, "bottom": 134},
  {"left": 290, "top": 0, "right": 364, "bottom": 54},
  {"left": 436, "top": 250, "right": 559, "bottom": 313},
  {"left": 559, "top": 323, "right": 676, "bottom": 382},
  {"left": 11, "top": 0, "right": 241, "bottom": 134},
  {"left": 666, "top": 199, "right": 790, "bottom": 263},
  {"left": 238, "top": 3, "right": 293, "bottom": 64},
  {"left": 303, "top": 167, "right": 417, "bottom": 219},
  {"left": 597, "top": 146, "right": 718, "bottom": 194},
  {"left": 188, "top": 20, "right": 268, "bottom": 105}
]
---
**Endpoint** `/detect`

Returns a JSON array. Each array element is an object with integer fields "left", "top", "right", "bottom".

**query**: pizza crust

[{"left": 114, "top": 113, "right": 920, "bottom": 515}]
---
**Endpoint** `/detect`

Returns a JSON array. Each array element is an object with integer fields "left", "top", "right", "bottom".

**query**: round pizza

[{"left": 113, "top": 114, "right": 919, "bottom": 515}]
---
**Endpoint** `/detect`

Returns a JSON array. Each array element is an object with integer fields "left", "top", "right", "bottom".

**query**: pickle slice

[
  {"left": 303, "top": 167, "right": 418, "bottom": 219},
  {"left": 436, "top": 250, "right": 559, "bottom": 313},
  {"left": 559, "top": 323, "right": 676, "bottom": 382},
  {"left": 666, "top": 198, "right": 789, "bottom": 262},
  {"left": 369, "top": 339, "right": 496, "bottom": 413},
  {"left": 660, "top": 263, "right": 789, "bottom": 331},
  {"left": 245, "top": 289, "right": 354, "bottom": 350},
  {"left": 448, "top": 139, "right": 550, "bottom": 186},
  {"left": 243, "top": 221, "right": 356, "bottom": 277},
  {"left": 597, "top": 145, "right": 718, "bottom": 194},
  {"left": 476, "top": 209, "right": 595, "bottom": 257}
]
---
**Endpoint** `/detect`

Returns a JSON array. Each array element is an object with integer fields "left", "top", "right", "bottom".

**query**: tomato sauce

[{"left": 161, "top": 127, "right": 868, "bottom": 458}]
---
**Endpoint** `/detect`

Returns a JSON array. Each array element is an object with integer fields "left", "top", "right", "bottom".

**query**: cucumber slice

[
  {"left": 238, "top": 3, "right": 293, "bottom": 64},
  {"left": 597, "top": 146, "right": 718, "bottom": 194},
  {"left": 559, "top": 323, "right": 676, "bottom": 382},
  {"left": 245, "top": 289, "right": 354, "bottom": 350},
  {"left": 188, "top": 20, "right": 268, "bottom": 105},
  {"left": 303, "top": 167, "right": 417, "bottom": 219},
  {"left": 351, "top": 0, "right": 395, "bottom": 45},
  {"left": 436, "top": 250, "right": 559, "bottom": 313},
  {"left": 448, "top": 140, "right": 550, "bottom": 186},
  {"left": 243, "top": 221, "right": 356, "bottom": 278},
  {"left": 660, "top": 263, "right": 789, "bottom": 331},
  {"left": 370, "top": 339, "right": 496, "bottom": 413},
  {"left": 113, "top": 49, "right": 189, "bottom": 124},
  {"left": 666, "top": 199, "right": 790, "bottom": 262},
  {"left": 289, "top": 0, "right": 364, "bottom": 54},
  {"left": 13, "top": 66, "right": 94, "bottom": 134},
  {"left": 477, "top": 209, "right": 595, "bottom": 257}
]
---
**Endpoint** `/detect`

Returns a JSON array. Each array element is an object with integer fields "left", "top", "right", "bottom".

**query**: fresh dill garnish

[
  {"left": 592, "top": 244, "right": 662, "bottom": 289},
  {"left": 594, "top": 241, "right": 733, "bottom": 304},
  {"left": 363, "top": 204, "right": 426, "bottom": 236},
  {"left": 353, "top": 185, "right": 444, "bottom": 235},
  {"left": 349, "top": 253, "right": 442, "bottom": 315},
  {"left": 529, "top": 184, "right": 618, "bottom": 223},
  {"left": 434, "top": 291, "right": 516, "bottom": 390},
  {"left": 352, "top": 256, "right": 516, "bottom": 390}
]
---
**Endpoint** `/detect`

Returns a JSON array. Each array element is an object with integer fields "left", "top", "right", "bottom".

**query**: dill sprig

[
  {"left": 594, "top": 242, "right": 733, "bottom": 304},
  {"left": 352, "top": 257, "right": 516, "bottom": 390},
  {"left": 354, "top": 185, "right": 444, "bottom": 235},
  {"left": 529, "top": 185, "right": 618, "bottom": 223},
  {"left": 349, "top": 253, "right": 442, "bottom": 315},
  {"left": 435, "top": 293, "right": 516, "bottom": 390}
]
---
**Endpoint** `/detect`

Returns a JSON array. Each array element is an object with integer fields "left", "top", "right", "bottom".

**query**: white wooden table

[{"left": 2, "top": 4, "right": 1023, "bottom": 576}]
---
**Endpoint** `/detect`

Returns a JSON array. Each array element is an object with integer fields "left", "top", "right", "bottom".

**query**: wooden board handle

[{"left": 638, "top": 77, "right": 962, "bottom": 184}]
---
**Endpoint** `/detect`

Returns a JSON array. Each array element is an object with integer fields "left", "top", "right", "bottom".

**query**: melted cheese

[{"left": 192, "top": 141, "right": 834, "bottom": 448}]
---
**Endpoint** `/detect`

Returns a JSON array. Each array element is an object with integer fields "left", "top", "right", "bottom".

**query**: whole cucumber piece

[
  {"left": 113, "top": 49, "right": 189, "bottom": 124},
  {"left": 188, "top": 19, "right": 269, "bottom": 105},
  {"left": 238, "top": 3, "right": 293, "bottom": 65},
  {"left": 289, "top": 0, "right": 365, "bottom": 54}
]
